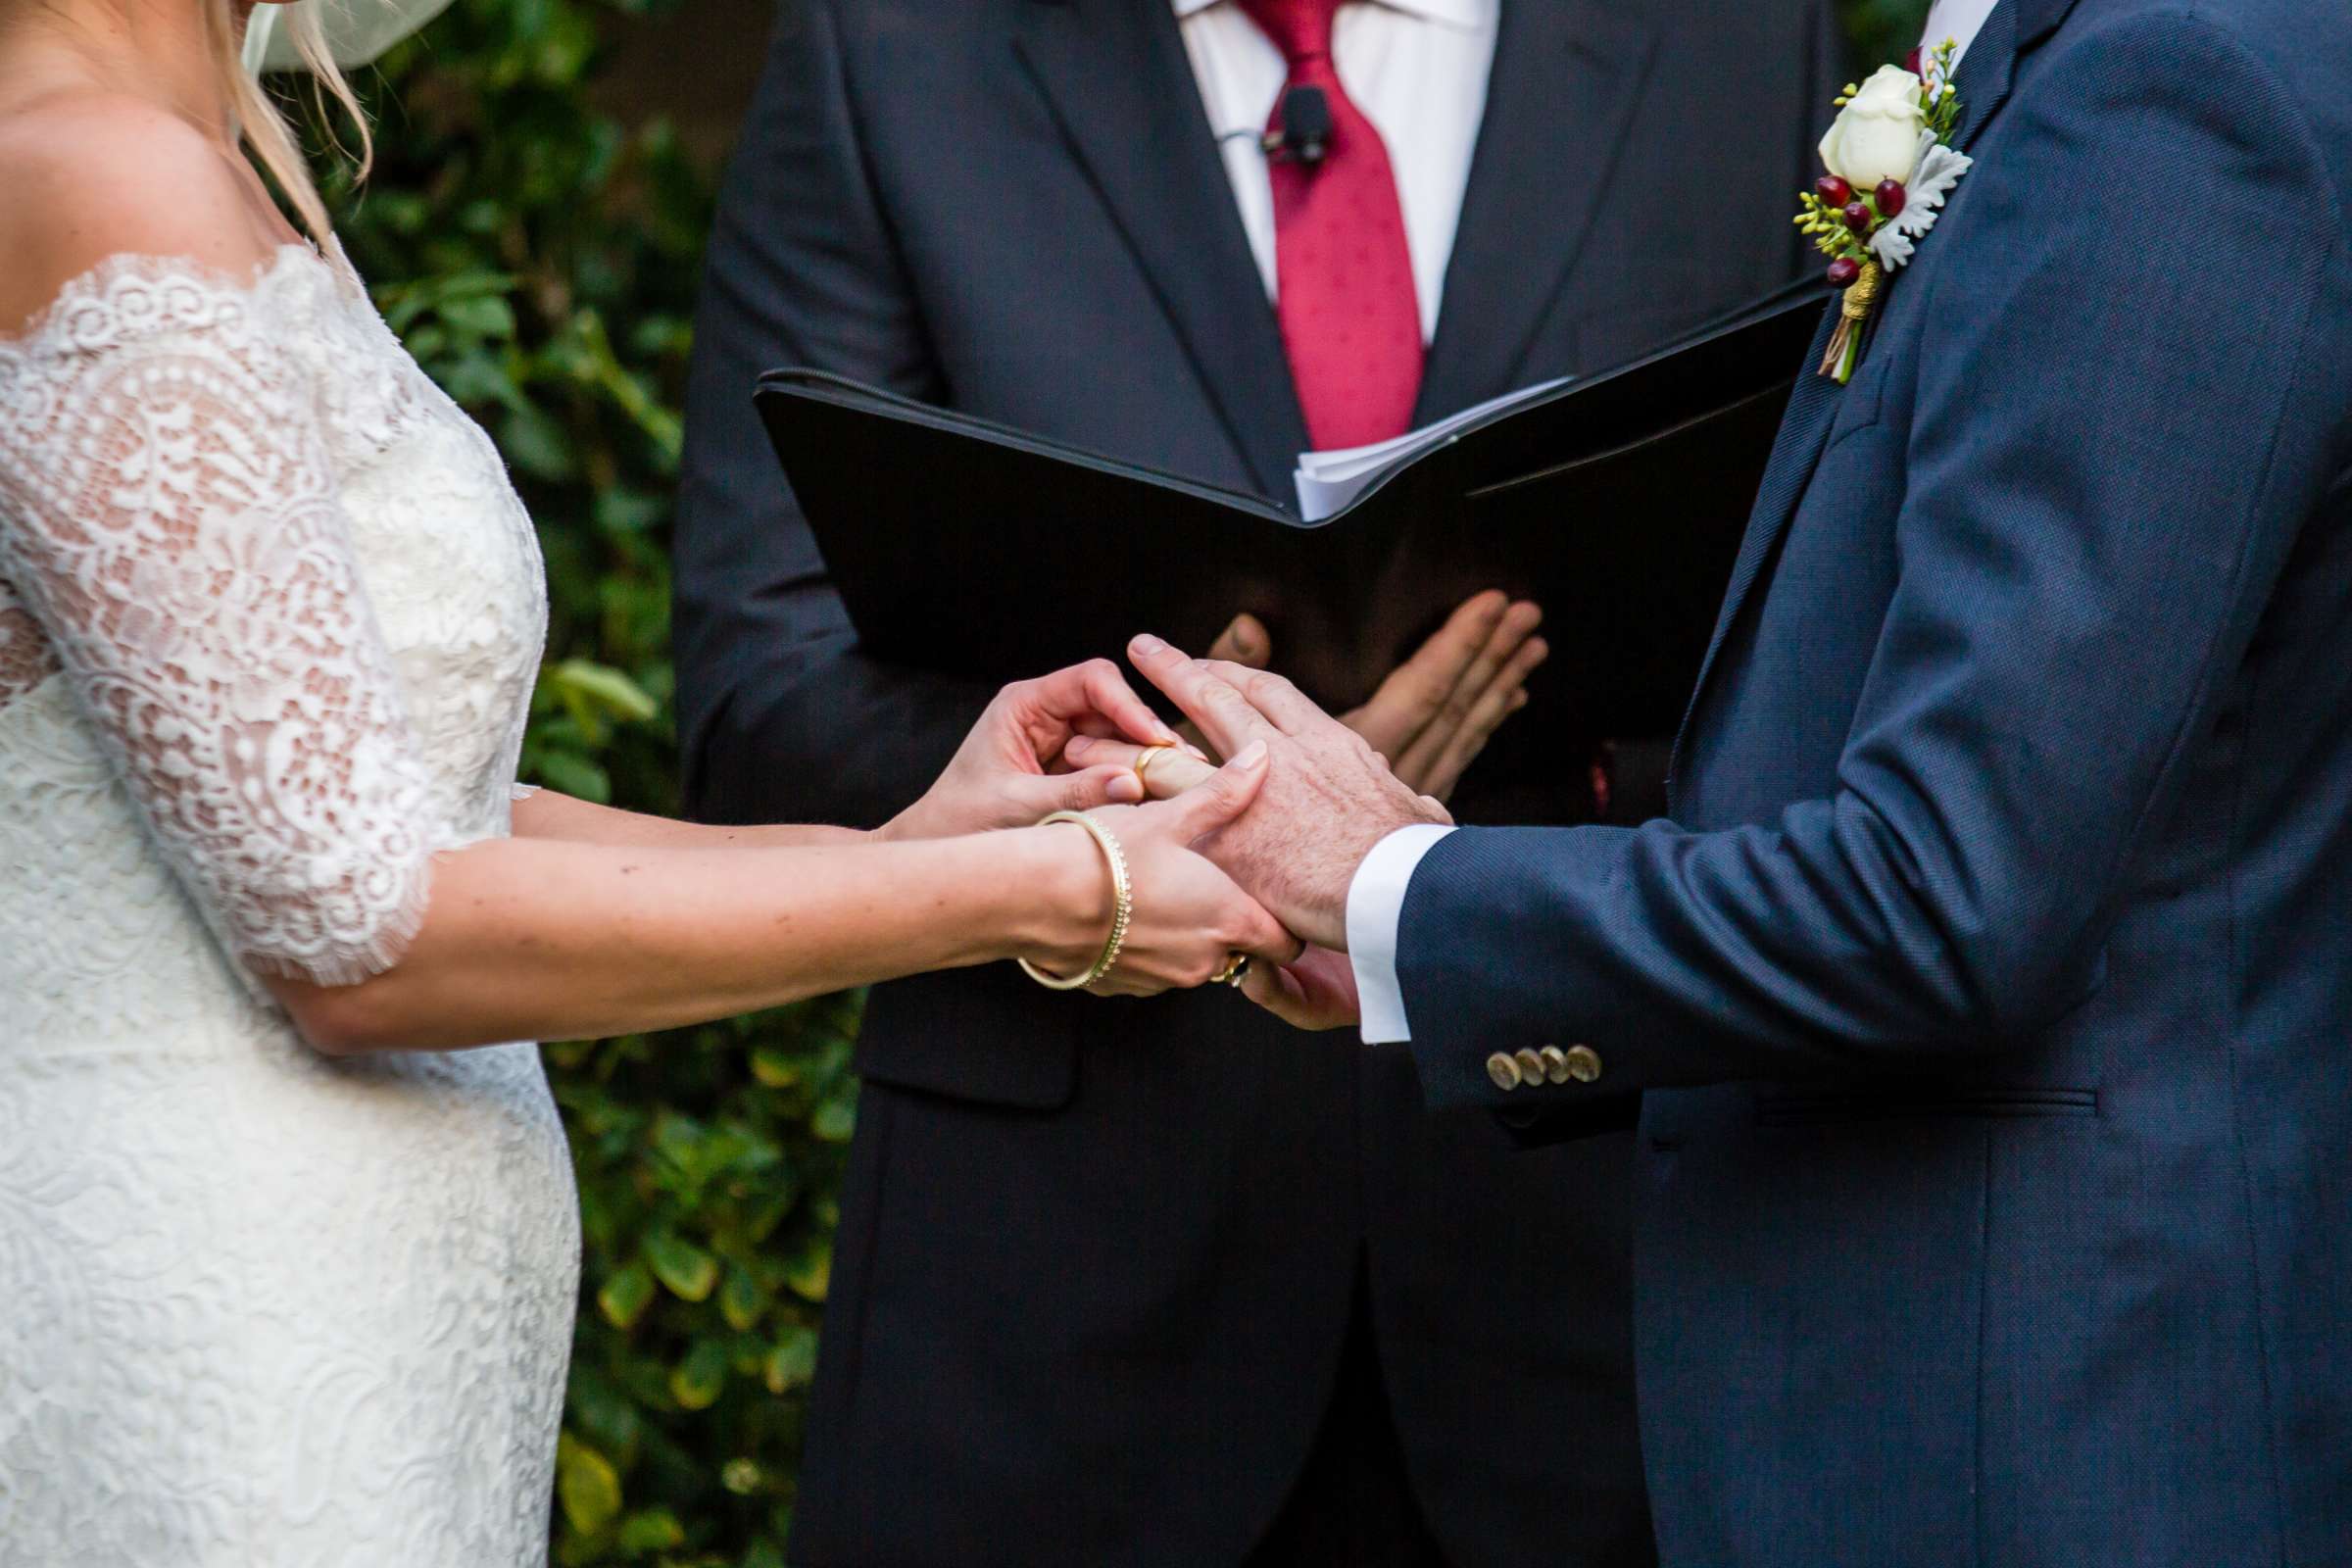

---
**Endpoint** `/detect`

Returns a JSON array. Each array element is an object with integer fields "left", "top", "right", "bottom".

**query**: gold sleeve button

[
  {"left": 1512, "top": 1049, "right": 1546, "bottom": 1087},
  {"left": 1486, "top": 1052, "right": 1524, "bottom": 1091},
  {"left": 1563, "top": 1045, "right": 1603, "bottom": 1084},
  {"left": 1538, "top": 1046, "right": 1571, "bottom": 1085}
]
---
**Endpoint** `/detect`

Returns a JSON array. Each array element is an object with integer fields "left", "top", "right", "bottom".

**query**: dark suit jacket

[
  {"left": 672, "top": 2, "right": 1838, "bottom": 1562},
  {"left": 1394, "top": 0, "right": 2352, "bottom": 1562}
]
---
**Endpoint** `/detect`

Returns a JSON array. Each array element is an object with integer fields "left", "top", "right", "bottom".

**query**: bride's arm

[
  {"left": 0, "top": 154, "right": 1292, "bottom": 1058},
  {"left": 301, "top": 663, "right": 1257, "bottom": 1052},
  {"left": 512, "top": 792, "right": 866, "bottom": 850},
  {"left": 267, "top": 805, "right": 1262, "bottom": 1054}
]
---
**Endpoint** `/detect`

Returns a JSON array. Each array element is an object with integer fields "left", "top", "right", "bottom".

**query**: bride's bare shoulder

[{"left": 0, "top": 91, "right": 289, "bottom": 335}]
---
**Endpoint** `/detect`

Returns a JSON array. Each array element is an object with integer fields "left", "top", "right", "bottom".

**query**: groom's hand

[{"left": 1128, "top": 634, "right": 1448, "bottom": 952}]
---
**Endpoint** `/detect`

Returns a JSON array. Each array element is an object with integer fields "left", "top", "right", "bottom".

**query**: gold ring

[
  {"left": 1134, "top": 740, "right": 1179, "bottom": 792},
  {"left": 1210, "top": 954, "right": 1250, "bottom": 988}
]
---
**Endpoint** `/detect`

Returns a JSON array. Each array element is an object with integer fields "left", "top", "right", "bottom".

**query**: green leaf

[
  {"left": 740, "top": 1189, "right": 796, "bottom": 1246},
  {"left": 782, "top": 1239, "right": 833, "bottom": 1303},
  {"left": 748, "top": 1045, "right": 801, "bottom": 1090},
  {"left": 763, "top": 1327, "right": 819, "bottom": 1395},
  {"left": 669, "top": 1339, "right": 730, "bottom": 1411},
  {"left": 556, "top": 1432, "right": 623, "bottom": 1537},
  {"left": 810, "top": 1093, "right": 857, "bottom": 1145},
  {"left": 646, "top": 1232, "right": 719, "bottom": 1302},
  {"left": 547, "top": 658, "right": 660, "bottom": 723},
  {"left": 529, "top": 749, "right": 609, "bottom": 804},
  {"left": 592, "top": 486, "right": 667, "bottom": 536},
  {"left": 719, "top": 1266, "right": 770, "bottom": 1333},
  {"left": 439, "top": 292, "right": 518, "bottom": 341},
  {"left": 434, "top": 350, "right": 531, "bottom": 415},
  {"left": 498, "top": 404, "right": 576, "bottom": 482},
  {"left": 596, "top": 1260, "right": 657, "bottom": 1330},
  {"left": 617, "top": 1508, "right": 686, "bottom": 1552}
]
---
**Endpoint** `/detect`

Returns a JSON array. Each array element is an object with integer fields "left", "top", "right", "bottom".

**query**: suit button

[
  {"left": 1486, "top": 1052, "right": 1524, "bottom": 1091},
  {"left": 1512, "top": 1048, "right": 1546, "bottom": 1087},
  {"left": 1563, "top": 1045, "right": 1603, "bottom": 1084},
  {"left": 1538, "top": 1045, "right": 1571, "bottom": 1085}
]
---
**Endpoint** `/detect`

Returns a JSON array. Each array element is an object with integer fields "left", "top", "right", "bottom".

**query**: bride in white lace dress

[{"left": 0, "top": 3, "right": 1296, "bottom": 1562}]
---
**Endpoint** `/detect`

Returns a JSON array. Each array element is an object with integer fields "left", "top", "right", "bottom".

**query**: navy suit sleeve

[
  {"left": 671, "top": 0, "right": 994, "bottom": 828},
  {"left": 1396, "top": 14, "right": 2352, "bottom": 1114}
]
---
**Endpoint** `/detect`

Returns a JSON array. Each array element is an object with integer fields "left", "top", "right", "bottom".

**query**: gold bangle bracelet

[{"left": 1018, "top": 809, "right": 1133, "bottom": 992}]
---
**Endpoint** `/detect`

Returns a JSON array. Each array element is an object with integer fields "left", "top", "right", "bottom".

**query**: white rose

[{"left": 1817, "top": 65, "right": 1928, "bottom": 192}]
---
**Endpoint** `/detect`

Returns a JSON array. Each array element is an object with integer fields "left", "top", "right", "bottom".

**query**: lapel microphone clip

[{"left": 1261, "top": 85, "right": 1332, "bottom": 167}]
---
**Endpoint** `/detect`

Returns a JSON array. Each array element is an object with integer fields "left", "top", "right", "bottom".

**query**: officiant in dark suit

[{"left": 672, "top": 2, "right": 1840, "bottom": 1563}]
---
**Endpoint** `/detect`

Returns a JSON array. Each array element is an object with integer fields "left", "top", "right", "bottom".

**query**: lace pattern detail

[
  {"left": 0, "top": 248, "right": 451, "bottom": 985},
  {"left": 0, "top": 246, "right": 572, "bottom": 1565},
  {"left": 0, "top": 597, "right": 56, "bottom": 704}
]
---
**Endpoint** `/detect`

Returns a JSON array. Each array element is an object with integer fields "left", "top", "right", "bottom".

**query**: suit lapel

[
  {"left": 1416, "top": 0, "right": 1657, "bottom": 422},
  {"left": 1665, "top": 300, "right": 1844, "bottom": 799},
  {"left": 1947, "top": 0, "right": 2019, "bottom": 152},
  {"left": 1011, "top": 0, "right": 1309, "bottom": 496},
  {"left": 1668, "top": 1, "right": 2042, "bottom": 803}
]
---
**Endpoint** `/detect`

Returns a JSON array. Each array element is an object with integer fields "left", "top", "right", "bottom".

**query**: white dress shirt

[
  {"left": 1174, "top": 0, "right": 1499, "bottom": 344},
  {"left": 1344, "top": 0, "right": 2006, "bottom": 1044},
  {"left": 1921, "top": 0, "right": 2001, "bottom": 69}
]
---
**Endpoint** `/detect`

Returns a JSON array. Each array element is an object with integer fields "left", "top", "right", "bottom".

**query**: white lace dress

[{"left": 0, "top": 244, "right": 580, "bottom": 1565}]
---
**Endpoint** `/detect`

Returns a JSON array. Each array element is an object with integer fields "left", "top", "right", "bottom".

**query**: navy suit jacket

[{"left": 1393, "top": 0, "right": 2352, "bottom": 1562}]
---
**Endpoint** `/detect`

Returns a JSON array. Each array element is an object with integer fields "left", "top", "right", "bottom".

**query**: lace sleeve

[{"left": 0, "top": 256, "right": 454, "bottom": 988}]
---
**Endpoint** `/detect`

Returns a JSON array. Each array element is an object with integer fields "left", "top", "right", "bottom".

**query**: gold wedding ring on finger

[
  {"left": 1133, "top": 739, "right": 1180, "bottom": 793},
  {"left": 1211, "top": 954, "right": 1250, "bottom": 988}
]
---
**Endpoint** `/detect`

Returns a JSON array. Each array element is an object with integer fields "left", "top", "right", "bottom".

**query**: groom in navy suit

[{"left": 1127, "top": 0, "right": 2352, "bottom": 1562}]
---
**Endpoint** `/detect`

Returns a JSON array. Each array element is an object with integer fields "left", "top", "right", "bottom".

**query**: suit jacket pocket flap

[
  {"left": 855, "top": 967, "right": 1082, "bottom": 1112},
  {"left": 1755, "top": 1084, "right": 2098, "bottom": 1127}
]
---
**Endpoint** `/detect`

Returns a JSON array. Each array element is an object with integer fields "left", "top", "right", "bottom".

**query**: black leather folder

[{"left": 755, "top": 281, "right": 1823, "bottom": 810}]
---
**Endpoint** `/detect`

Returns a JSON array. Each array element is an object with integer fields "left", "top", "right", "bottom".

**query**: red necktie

[{"left": 1237, "top": 0, "right": 1425, "bottom": 451}]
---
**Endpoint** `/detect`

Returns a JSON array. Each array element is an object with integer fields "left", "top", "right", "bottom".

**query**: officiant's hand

[
  {"left": 1180, "top": 593, "right": 1544, "bottom": 803},
  {"left": 879, "top": 660, "right": 1188, "bottom": 842},
  {"left": 1128, "top": 634, "right": 1449, "bottom": 953}
]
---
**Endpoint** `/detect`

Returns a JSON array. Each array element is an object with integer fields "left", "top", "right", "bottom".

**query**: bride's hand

[
  {"left": 881, "top": 660, "right": 1198, "bottom": 842},
  {"left": 1018, "top": 741, "right": 1303, "bottom": 997}
]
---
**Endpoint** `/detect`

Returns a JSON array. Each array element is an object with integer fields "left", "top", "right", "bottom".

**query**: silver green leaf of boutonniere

[{"left": 1794, "top": 40, "right": 1973, "bottom": 382}]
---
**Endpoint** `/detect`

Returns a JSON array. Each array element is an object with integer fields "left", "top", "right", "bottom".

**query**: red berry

[
  {"left": 1876, "top": 179, "right": 1908, "bottom": 218},
  {"left": 1815, "top": 175, "right": 1853, "bottom": 208},
  {"left": 1826, "top": 257, "right": 1861, "bottom": 289},
  {"left": 1842, "top": 201, "right": 1874, "bottom": 233},
  {"left": 1904, "top": 46, "right": 1924, "bottom": 76}
]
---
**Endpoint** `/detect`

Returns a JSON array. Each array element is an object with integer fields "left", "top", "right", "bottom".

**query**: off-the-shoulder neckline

[{"left": 0, "top": 236, "right": 359, "bottom": 354}]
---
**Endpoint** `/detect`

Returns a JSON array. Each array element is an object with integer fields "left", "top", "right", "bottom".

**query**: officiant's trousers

[{"left": 1244, "top": 1260, "right": 1447, "bottom": 1568}]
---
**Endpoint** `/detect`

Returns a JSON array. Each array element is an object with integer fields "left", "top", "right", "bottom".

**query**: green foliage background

[
  {"left": 1844, "top": 0, "right": 1937, "bottom": 67},
  {"left": 317, "top": 5, "right": 852, "bottom": 1562},
  {"left": 310, "top": 1, "right": 1924, "bottom": 1562}
]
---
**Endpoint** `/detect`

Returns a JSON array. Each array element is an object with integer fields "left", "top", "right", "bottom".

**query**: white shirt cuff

[{"left": 1345, "top": 824, "right": 1457, "bottom": 1045}]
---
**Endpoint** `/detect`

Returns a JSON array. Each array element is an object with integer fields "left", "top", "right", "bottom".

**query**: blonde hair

[{"left": 202, "top": 2, "right": 371, "bottom": 241}]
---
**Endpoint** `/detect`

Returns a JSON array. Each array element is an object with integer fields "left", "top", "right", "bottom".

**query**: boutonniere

[{"left": 1794, "top": 40, "right": 1972, "bottom": 382}]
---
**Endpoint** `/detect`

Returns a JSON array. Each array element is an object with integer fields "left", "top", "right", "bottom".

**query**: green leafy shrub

[
  {"left": 1842, "top": 0, "right": 1936, "bottom": 69},
  {"left": 310, "top": 4, "right": 855, "bottom": 1561}
]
